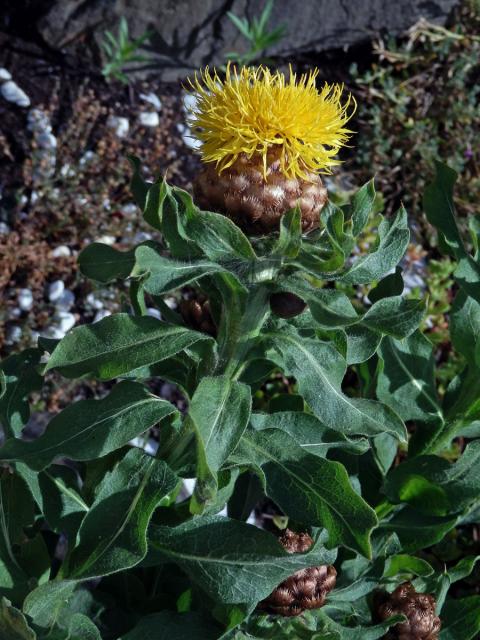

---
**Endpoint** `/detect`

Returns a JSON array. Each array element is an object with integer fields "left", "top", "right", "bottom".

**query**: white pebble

[
  {"left": 0, "top": 68, "right": 12, "bottom": 82},
  {"left": 106, "top": 115, "right": 129, "bottom": 138},
  {"left": 86, "top": 293, "right": 104, "bottom": 310},
  {"left": 43, "top": 326, "right": 66, "bottom": 340},
  {"left": 182, "top": 92, "right": 198, "bottom": 113},
  {"left": 176, "top": 123, "right": 201, "bottom": 150},
  {"left": 133, "top": 231, "right": 152, "bottom": 243},
  {"left": 0, "top": 222, "right": 10, "bottom": 234},
  {"left": 164, "top": 296, "right": 177, "bottom": 310},
  {"left": 121, "top": 203, "right": 137, "bottom": 218},
  {"left": 1, "top": 81, "right": 30, "bottom": 107},
  {"left": 36, "top": 131, "right": 57, "bottom": 150},
  {"left": 48, "top": 280, "right": 65, "bottom": 302},
  {"left": 6, "top": 325, "right": 22, "bottom": 344},
  {"left": 96, "top": 234, "right": 116, "bottom": 246},
  {"left": 93, "top": 310, "right": 111, "bottom": 323},
  {"left": 79, "top": 150, "right": 97, "bottom": 166},
  {"left": 129, "top": 436, "right": 159, "bottom": 456},
  {"left": 51, "top": 245, "right": 71, "bottom": 258},
  {"left": 18, "top": 288, "right": 33, "bottom": 311},
  {"left": 138, "top": 111, "right": 159, "bottom": 127},
  {"left": 27, "top": 109, "right": 51, "bottom": 133},
  {"left": 182, "top": 479, "right": 196, "bottom": 496},
  {"left": 139, "top": 92, "right": 162, "bottom": 111},
  {"left": 56, "top": 311, "right": 76, "bottom": 333},
  {"left": 146, "top": 307, "right": 162, "bottom": 320},
  {"left": 55, "top": 289, "right": 75, "bottom": 311}
]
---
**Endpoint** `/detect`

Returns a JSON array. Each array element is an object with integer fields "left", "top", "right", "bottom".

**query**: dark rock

[{"left": 5, "top": 0, "right": 461, "bottom": 80}]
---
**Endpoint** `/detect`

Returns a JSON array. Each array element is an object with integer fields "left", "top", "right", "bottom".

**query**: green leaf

[
  {"left": 174, "top": 188, "right": 256, "bottom": 261},
  {"left": 343, "top": 325, "right": 382, "bottom": 364},
  {"left": 292, "top": 241, "right": 345, "bottom": 277},
  {"left": 161, "top": 186, "right": 201, "bottom": 259},
  {"left": 0, "top": 598, "right": 35, "bottom": 640},
  {"left": 361, "top": 296, "right": 425, "bottom": 339},
  {"left": 368, "top": 267, "right": 404, "bottom": 303},
  {"left": 78, "top": 243, "right": 136, "bottom": 283},
  {"left": 120, "top": 611, "right": 221, "bottom": 640},
  {"left": 383, "top": 554, "right": 434, "bottom": 578},
  {"left": 0, "top": 474, "right": 34, "bottom": 603},
  {"left": 383, "top": 441, "right": 480, "bottom": 516},
  {"left": 424, "top": 162, "right": 480, "bottom": 303},
  {"left": 267, "top": 329, "right": 407, "bottom": 441},
  {"left": 315, "top": 610, "right": 406, "bottom": 640},
  {"left": 424, "top": 162, "right": 462, "bottom": 256},
  {"left": 273, "top": 208, "right": 302, "bottom": 258},
  {"left": 307, "top": 289, "right": 359, "bottom": 329},
  {"left": 128, "top": 155, "right": 150, "bottom": 210},
  {"left": 450, "top": 291, "right": 480, "bottom": 367},
  {"left": 67, "top": 448, "right": 178, "bottom": 580},
  {"left": 189, "top": 376, "right": 251, "bottom": 511},
  {"left": 338, "top": 207, "right": 409, "bottom": 285},
  {"left": 233, "top": 428, "right": 377, "bottom": 557},
  {"left": 147, "top": 515, "right": 336, "bottom": 607},
  {"left": 250, "top": 411, "right": 369, "bottom": 456},
  {"left": 446, "top": 555, "right": 480, "bottom": 584},
  {"left": 345, "top": 179, "right": 376, "bottom": 237},
  {"left": 22, "top": 581, "right": 77, "bottom": 627},
  {"left": 143, "top": 179, "right": 169, "bottom": 233},
  {"left": 379, "top": 506, "right": 458, "bottom": 553},
  {"left": 134, "top": 245, "right": 242, "bottom": 295},
  {"left": 0, "top": 349, "right": 43, "bottom": 438},
  {"left": 376, "top": 332, "right": 443, "bottom": 424},
  {"left": 66, "top": 614, "right": 101, "bottom": 640},
  {"left": 44, "top": 314, "right": 212, "bottom": 380},
  {"left": 0, "top": 381, "right": 177, "bottom": 471},
  {"left": 16, "top": 463, "right": 88, "bottom": 538},
  {"left": 440, "top": 596, "right": 480, "bottom": 640}
]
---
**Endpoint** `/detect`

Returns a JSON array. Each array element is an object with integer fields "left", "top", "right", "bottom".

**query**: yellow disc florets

[{"left": 186, "top": 64, "right": 356, "bottom": 181}]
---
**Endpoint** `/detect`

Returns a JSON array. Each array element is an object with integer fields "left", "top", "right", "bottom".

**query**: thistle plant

[{"left": 1, "top": 65, "right": 480, "bottom": 639}]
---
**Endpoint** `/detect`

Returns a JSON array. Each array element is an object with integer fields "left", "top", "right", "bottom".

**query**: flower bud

[{"left": 258, "top": 529, "right": 337, "bottom": 617}]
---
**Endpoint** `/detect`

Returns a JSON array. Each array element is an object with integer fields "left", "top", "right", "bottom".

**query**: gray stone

[
  {"left": 0, "top": 222, "right": 10, "bottom": 234},
  {"left": 37, "top": 0, "right": 459, "bottom": 81},
  {"left": 0, "top": 68, "right": 12, "bottom": 82}
]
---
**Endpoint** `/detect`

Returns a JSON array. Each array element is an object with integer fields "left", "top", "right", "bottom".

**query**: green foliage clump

[
  {"left": 226, "top": 0, "right": 287, "bottom": 66},
  {"left": 1, "top": 160, "right": 480, "bottom": 638},
  {"left": 101, "top": 17, "right": 152, "bottom": 84}
]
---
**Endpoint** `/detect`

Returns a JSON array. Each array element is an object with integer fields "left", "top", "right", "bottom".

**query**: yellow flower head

[{"left": 186, "top": 64, "right": 356, "bottom": 180}]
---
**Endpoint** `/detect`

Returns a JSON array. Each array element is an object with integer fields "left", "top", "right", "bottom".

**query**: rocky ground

[{"left": 0, "top": 35, "right": 206, "bottom": 356}]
